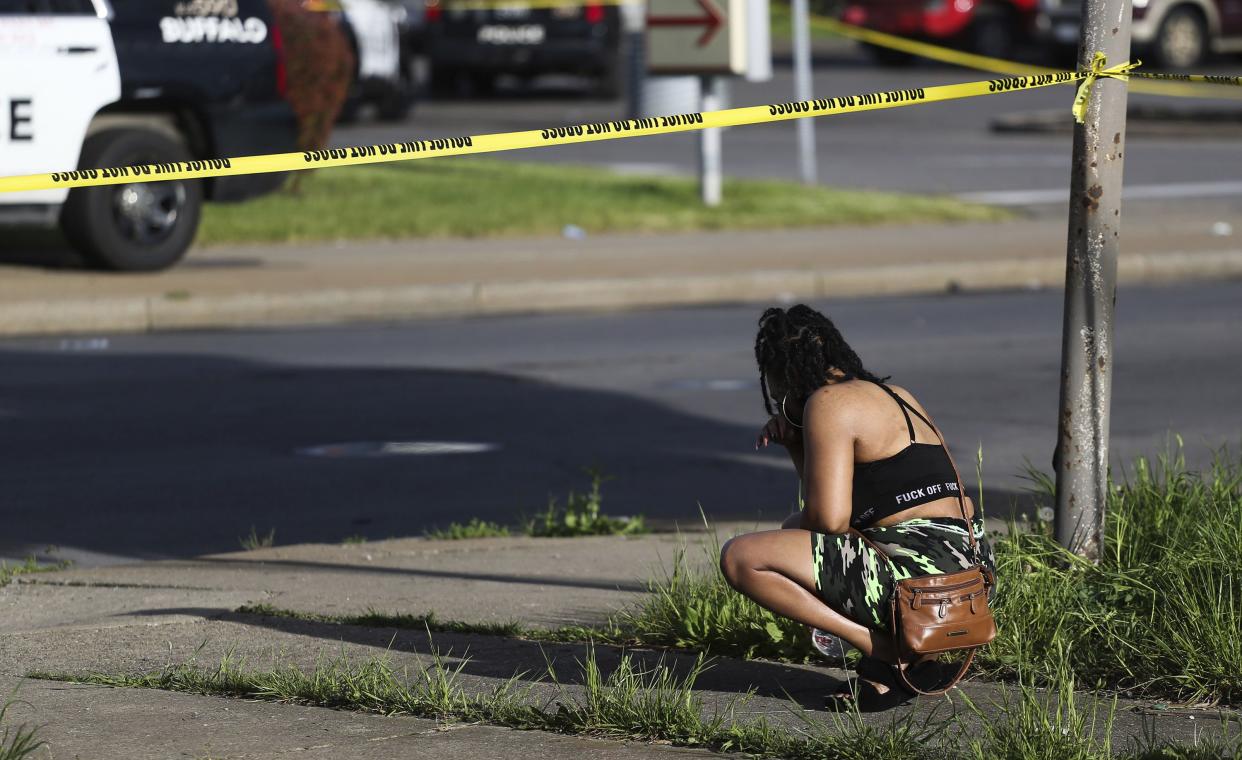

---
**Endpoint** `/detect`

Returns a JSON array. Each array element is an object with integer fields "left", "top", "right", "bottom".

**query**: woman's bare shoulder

[
  {"left": 883, "top": 382, "right": 926, "bottom": 408},
  {"left": 805, "top": 380, "right": 872, "bottom": 426}
]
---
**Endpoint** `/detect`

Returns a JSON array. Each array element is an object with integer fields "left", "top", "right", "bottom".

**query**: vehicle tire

[
  {"left": 467, "top": 71, "right": 496, "bottom": 95},
  {"left": 595, "top": 56, "right": 624, "bottom": 100},
  {"left": 970, "top": 9, "right": 1015, "bottom": 60},
  {"left": 863, "top": 42, "right": 915, "bottom": 67},
  {"left": 430, "top": 66, "right": 458, "bottom": 97},
  {"left": 377, "top": 81, "right": 413, "bottom": 121},
  {"left": 1153, "top": 6, "right": 1207, "bottom": 69},
  {"left": 59, "top": 128, "right": 202, "bottom": 272}
]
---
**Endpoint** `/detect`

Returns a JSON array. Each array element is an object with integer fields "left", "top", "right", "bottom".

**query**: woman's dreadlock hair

[{"left": 754, "top": 304, "right": 889, "bottom": 417}]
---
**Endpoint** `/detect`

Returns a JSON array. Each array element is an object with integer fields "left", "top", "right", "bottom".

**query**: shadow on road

[
  {"left": 0, "top": 347, "right": 1041, "bottom": 563},
  {"left": 0, "top": 228, "right": 84, "bottom": 270},
  {"left": 218, "top": 609, "right": 844, "bottom": 710},
  {"left": 0, "top": 349, "right": 794, "bottom": 560}
]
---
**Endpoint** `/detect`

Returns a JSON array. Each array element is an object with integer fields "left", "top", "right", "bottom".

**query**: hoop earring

[{"left": 781, "top": 394, "right": 804, "bottom": 429}]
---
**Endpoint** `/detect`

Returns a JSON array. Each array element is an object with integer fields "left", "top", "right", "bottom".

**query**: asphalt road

[
  {"left": 2, "top": 281, "right": 1238, "bottom": 566},
  {"left": 334, "top": 45, "right": 1242, "bottom": 209}
]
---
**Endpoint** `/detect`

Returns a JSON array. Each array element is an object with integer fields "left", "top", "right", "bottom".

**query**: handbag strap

[{"left": 893, "top": 650, "right": 976, "bottom": 696}]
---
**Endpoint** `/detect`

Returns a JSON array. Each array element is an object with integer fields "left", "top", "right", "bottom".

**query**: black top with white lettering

[{"left": 849, "top": 381, "right": 962, "bottom": 529}]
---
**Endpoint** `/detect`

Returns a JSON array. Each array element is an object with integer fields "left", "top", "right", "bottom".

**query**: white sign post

[{"left": 647, "top": 0, "right": 770, "bottom": 206}]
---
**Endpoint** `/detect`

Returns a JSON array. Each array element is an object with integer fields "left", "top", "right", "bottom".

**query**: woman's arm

[
  {"left": 798, "top": 388, "right": 857, "bottom": 535},
  {"left": 787, "top": 440, "right": 805, "bottom": 483}
]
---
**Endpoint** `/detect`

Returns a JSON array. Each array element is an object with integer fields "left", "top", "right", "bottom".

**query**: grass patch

[
  {"left": 24, "top": 647, "right": 946, "bottom": 758},
  {"left": 611, "top": 538, "right": 810, "bottom": 661},
  {"left": 0, "top": 557, "right": 72, "bottom": 589},
  {"left": 523, "top": 468, "right": 645, "bottom": 538},
  {"left": 196, "top": 159, "right": 1006, "bottom": 246},
  {"left": 426, "top": 468, "right": 645, "bottom": 540},
  {"left": 238, "top": 526, "right": 276, "bottom": 551},
  {"left": 0, "top": 696, "right": 45, "bottom": 760},
  {"left": 979, "top": 446, "right": 1242, "bottom": 705},
  {"left": 424, "top": 518, "right": 511, "bottom": 541},
  {"left": 341, "top": 535, "right": 368, "bottom": 545},
  {"left": 247, "top": 445, "right": 1242, "bottom": 707},
  {"left": 29, "top": 647, "right": 1241, "bottom": 760},
  {"left": 769, "top": 0, "right": 850, "bottom": 45}
]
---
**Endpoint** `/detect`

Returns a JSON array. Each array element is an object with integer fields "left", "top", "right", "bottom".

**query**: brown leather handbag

[{"left": 856, "top": 423, "right": 997, "bottom": 696}]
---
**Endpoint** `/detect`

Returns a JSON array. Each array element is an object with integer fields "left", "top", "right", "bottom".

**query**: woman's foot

[{"left": 824, "top": 656, "right": 917, "bottom": 712}]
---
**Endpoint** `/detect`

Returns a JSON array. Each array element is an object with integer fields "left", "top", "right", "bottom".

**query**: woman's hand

[{"left": 755, "top": 414, "right": 802, "bottom": 450}]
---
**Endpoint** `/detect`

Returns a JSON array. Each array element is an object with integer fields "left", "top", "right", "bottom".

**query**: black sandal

[{"left": 823, "top": 656, "right": 918, "bottom": 712}]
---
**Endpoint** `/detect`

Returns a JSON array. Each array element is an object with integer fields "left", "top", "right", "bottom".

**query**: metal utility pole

[
  {"left": 1053, "top": 0, "right": 1133, "bottom": 560},
  {"left": 698, "top": 76, "right": 724, "bottom": 206},
  {"left": 789, "top": 0, "right": 819, "bottom": 183},
  {"left": 790, "top": 0, "right": 817, "bottom": 184}
]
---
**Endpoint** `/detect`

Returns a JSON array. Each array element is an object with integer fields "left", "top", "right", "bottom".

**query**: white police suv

[{"left": 0, "top": 0, "right": 298, "bottom": 271}]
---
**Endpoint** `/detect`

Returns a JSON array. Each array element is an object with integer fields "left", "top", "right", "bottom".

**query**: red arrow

[{"left": 648, "top": 0, "right": 724, "bottom": 47}]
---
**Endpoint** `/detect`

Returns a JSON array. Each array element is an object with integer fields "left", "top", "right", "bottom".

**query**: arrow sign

[{"left": 648, "top": 0, "right": 724, "bottom": 47}]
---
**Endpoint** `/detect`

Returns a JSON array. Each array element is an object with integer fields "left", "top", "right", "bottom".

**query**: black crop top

[{"left": 850, "top": 381, "right": 963, "bottom": 529}]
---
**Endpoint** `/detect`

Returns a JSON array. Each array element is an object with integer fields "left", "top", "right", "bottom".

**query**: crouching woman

[{"left": 719, "top": 305, "right": 997, "bottom": 708}]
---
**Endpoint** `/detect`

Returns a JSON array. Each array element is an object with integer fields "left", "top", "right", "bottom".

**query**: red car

[{"left": 841, "top": 0, "right": 1040, "bottom": 64}]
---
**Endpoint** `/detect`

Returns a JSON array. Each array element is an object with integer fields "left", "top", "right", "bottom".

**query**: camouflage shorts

[{"left": 811, "top": 515, "right": 997, "bottom": 630}]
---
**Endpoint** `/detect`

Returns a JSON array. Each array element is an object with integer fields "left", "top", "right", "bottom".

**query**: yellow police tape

[
  {"left": 0, "top": 70, "right": 1096, "bottom": 194},
  {"left": 813, "top": 17, "right": 1242, "bottom": 101}
]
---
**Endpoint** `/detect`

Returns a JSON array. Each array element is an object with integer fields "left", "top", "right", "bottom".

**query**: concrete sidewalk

[
  {"left": 2, "top": 530, "right": 1237, "bottom": 759},
  {"left": 2, "top": 212, "right": 1240, "bottom": 336}
]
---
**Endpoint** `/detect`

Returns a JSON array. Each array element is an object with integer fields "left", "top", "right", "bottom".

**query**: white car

[{"left": 0, "top": 0, "right": 298, "bottom": 271}]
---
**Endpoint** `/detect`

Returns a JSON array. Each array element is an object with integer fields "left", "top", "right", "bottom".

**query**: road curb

[{"left": 2, "top": 249, "right": 1239, "bottom": 337}]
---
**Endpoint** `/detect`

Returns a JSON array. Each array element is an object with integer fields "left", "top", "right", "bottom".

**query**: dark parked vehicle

[
  {"left": 423, "top": 0, "right": 623, "bottom": 96},
  {"left": 0, "top": 0, "right": 297, "bottom": 271}
]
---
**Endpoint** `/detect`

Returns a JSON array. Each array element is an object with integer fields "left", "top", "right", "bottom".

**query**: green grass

[
  {"left": 196, "top": 159, "right": 1006, "bottom": 246},
  {"left": 238, "top": 526, "right": 276, "bottom": 551},
  {"left": 21, "top": 647, "right": 948, "bottom": 758},
  {"left": 769, "top": 0, "right": 850, "bottom": 45},
  {"left": 0, "top": 557, "right": 72, "bottom": 589},
  {"left": 30, "top": 647, "right": 1241, "bottom": 760},
  {"left": 235, "top": 603, "right": 555, "bottom": 640},
  {"left": 424, "top": 518, "right": 511, "bottom": 541},
  {"left": 244, "top": 444, "right": 1242, "bottom": 707},
  {"left": 523, "top": 468, "right": 646, "bottom": 538},
  {"left": 0, "top": 696, "right": 45, "bottom": 760},
  {"left": 613, "top": 444, "right": 1242, "bottom": 705},
  {"left": 427, "top": 468, "right": 645, "bottom": 540},
  {"left": 978, "top": 446, "right": 1242, "bottom": 705},
  {"left": 610, "top": 538, "right": 810, "bottom": 661}
]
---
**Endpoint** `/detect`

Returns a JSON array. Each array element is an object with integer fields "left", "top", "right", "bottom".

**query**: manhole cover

[{"left": 297, "top": 441, "right": 500, "bottom": 458}]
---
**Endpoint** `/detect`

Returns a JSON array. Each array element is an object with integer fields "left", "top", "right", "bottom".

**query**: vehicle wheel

[
  {"left": 336, "top": 96, "right": 362, "bottom": 124},
  {"left": 1153, "top": 6, "right": 1207, "bottom": 69},
  {"left": 595, "top": 58, "right": 624, "bottom": 100},
  {"left": 377, "top": 81, "right": 413, "bottom": 121},
  {"left": 59, "top": 128, "right": 202, "bottom": 272},
  {"left": 430, "top": 67, "right": 458, "bottom": 97},
  {"left": 863, "top": 42, "right": 915, "bottom": 67},
  {"left": 467, "top": 71, "right": 495, "bottom": 96},
  {"left": 970, "top": 9, "right": 1015, "bottom": 59}
]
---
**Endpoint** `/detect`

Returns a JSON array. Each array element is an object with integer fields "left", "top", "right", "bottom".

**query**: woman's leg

[{"left": 720, "top": 529, "right": 896, "bottom": 660}]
